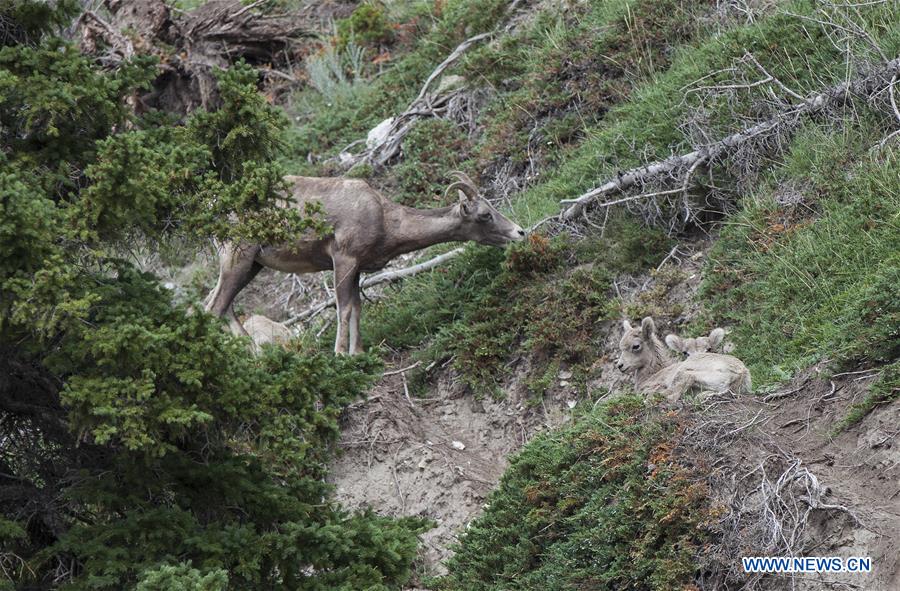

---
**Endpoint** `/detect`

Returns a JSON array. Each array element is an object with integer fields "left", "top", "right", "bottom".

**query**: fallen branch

[
  {"left": 560, "top": 57, "right": 900, "bottom": 220},
  {"left": 415, "top": 32, "right": 492, "bottom": 104},
  {"left": 285, "top": 248, "right": 464, "bottom": 325},
  {"left": 383, "top": 361, "right": 423, "bottom": 377},
  {"left": 335, "top": 33, "right": 491, "bottom": 169},
  {"left": 334, "top": 2, "right": 525, "bottom": 169}
]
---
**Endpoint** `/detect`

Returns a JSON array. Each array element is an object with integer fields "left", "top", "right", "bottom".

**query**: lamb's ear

[
  {"left": 708, "top": 328, "right": 725, "bottom": 350},
  {"left": 640, "top": 316, "right": 656, "bottom": 339},
  {"left": 665, "top": 334, "right": 683, "bottom": 352},
  {"left": 622, "top": 319, "right": 633, "bottom": 331}
]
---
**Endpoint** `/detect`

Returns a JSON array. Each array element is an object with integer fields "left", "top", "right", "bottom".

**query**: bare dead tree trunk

[{"left": 560, "top": 57, "right": 900, "bottom": 220}]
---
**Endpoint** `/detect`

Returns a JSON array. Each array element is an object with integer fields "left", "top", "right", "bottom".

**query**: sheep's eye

[
  {"left": 478, "top": 212, "right": 493, "bottom": 223},
  {"left": 631, "top": 343, "right": 641, "bottom": 352}
]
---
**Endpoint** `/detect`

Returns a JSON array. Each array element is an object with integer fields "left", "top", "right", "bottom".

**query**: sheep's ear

[
  {"left": 708, "top": 328, "right": 725, "bottom": 350},
  {"left": 459, "top": 191, "right": 474, "bottom": 215},
  {"left": 622, "top": 319, "right": 633, "bottom": 331},
  {"left": 641, "top": 317, "right": 656, "bottom": 339},
  {"left": 665, "top": 334, "right": 683, "bottom": 352}
]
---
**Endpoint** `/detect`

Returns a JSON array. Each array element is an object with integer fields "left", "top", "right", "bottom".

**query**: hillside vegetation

[
  {"left": 284, "top": 0, "right": 899, "bottom": 587},
  {"left": 1, "top": 0, "right": 898, "bottom": 590}
]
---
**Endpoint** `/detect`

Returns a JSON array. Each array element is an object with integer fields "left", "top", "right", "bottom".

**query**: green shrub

[
  {"left": 438, "top": 397, "right": 715, "bottom": 590},
  {"left": 134, "top": 563, "right": 228, "bottom": 591},
  {"left": 336, "top": 3, "right": 395, "bottom": 49}
]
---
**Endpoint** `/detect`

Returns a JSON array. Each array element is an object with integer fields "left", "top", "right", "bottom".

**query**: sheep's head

[
  {"left": 665, "top": 327, "right": 725, "bottom": 357},
  {"left": 615, "top": 317, "right": 659, "bottom": 373},
  {"left": 446, "top": 171, "right": 526, "bottom": 247}
]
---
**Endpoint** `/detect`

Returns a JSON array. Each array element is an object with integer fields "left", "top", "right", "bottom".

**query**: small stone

[
  {"left": 559, "top": 380, "right": 570, "bottom": 387},
  {"left": 567, "top": 400, "right": 577, "bottom": 409},
  {"left": 558, "top": 370, "right": 573, "bottom": 380},
  {"left": 366, "top": 117, "right": 394, "bottom": 149},
  {"left": 435, "top": 74, "right": 465, "bottom": 95},
  {"left": 451, "top": 440, "right": 466, "bottom": 451}
]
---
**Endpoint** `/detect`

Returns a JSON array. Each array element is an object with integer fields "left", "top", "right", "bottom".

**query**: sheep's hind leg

[{"left": 332, "top": 256, "right": 360, "bottom": 355}]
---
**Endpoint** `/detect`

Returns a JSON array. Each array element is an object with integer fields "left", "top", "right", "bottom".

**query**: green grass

[
  {"left": 701, "top": 123, "right": 900, "bottom": 388},
  {"left": 435, "top": 396, "right": 715, "bottom": 591}
]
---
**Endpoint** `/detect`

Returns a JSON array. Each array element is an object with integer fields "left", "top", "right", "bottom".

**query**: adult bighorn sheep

[
  {"left": 616, "top": 317, "right": 751, "bottom": 402},
  {"left": 204, "top": 172, "right": 526, "bottom": 354}
]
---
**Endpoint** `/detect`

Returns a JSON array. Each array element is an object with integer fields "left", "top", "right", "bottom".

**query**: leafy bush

[
  {"left": 438, "top": 397, "right": 715, "bottom": 590},
  {"left": 305, "top": 42, "right": 368, "bottom": 104},
  {"left": 0, "top": 4, "right": 423, "bottom": 589},
  {"left": 337, "top": 2, "right": 395, "bottom": 49}
]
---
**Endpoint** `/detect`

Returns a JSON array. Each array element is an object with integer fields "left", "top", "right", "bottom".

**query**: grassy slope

[{"left": 288, "top": 0, "right": 899, "bottom": 587}]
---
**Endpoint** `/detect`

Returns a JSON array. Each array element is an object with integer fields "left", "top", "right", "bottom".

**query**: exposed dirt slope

[
  {"left": 328, "top": 355, "right": 579, "bottom": 577},
  {"left": 687, "top": 366, "right": 900, "bottom": 590}
]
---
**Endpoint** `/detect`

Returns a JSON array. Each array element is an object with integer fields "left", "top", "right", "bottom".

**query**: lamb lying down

[
  {"left": 616, "top": 317, "right": 751, "bottom": 403},
  {"left": 241, "top": 314, "right": 293, "bottom": 348},
  {"left": 665, "top": 327, "right": 725, "bottom": 356}
]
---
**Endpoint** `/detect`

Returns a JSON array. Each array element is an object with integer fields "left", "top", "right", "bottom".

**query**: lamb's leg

[
  {"left": 205, "top": 242, "right": 262, "bottom": 337},
  {"left": 332, "top": 257, "right": 360, "bottom": 355},
  {"left": 666, "top": 369, "right": 694, "bottom": 403}
]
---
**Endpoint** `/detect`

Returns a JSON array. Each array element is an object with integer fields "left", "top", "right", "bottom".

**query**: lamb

[
  {"left": 242, "top": 314, "right": 293, "bottom": 348},
  {"left": 665, "top": 327, "right": 726, "bottom": 357},
  {"left": 616, "top": 317, "right": 751, "bottom": 402}
]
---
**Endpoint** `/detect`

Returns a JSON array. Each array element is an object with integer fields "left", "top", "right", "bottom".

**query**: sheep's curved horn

[
  {"left": 444, "top": 181, "right": 476, "bottom": 201},
  {"left": 449, "top": 171, "right": 480, "bottom": 192}
]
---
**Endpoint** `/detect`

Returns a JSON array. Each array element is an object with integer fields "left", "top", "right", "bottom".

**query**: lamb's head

[
  {"left": 615, "top": 317, "right": 662, "bottom": 373},
  {"left": 665, "top": 327, "right": 725, "bottom": 357},
  {"left": 446, "top": 171, "right": 526, "bottom": 247}
]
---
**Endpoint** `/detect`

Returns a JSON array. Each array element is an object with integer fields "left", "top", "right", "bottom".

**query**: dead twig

[{"left": 383, "top": 361, "right": 423, "bottom": 377}]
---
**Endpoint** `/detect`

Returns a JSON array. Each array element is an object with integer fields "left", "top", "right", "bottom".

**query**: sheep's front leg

[
  {"left": 348, "top": 271, "right": 363, "bottom": 355},
  {"left": 205, "top": 242, "right": 262, "bottom": 338},
  {"left": 332, "top": 257, "right": 360, "bottom": 355},
  {"left": 666, "top": 369, "right": 694, "bottom": 403}
]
